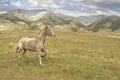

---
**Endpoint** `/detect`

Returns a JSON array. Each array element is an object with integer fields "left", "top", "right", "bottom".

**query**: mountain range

[
  {"left": 0, "top": 9, "right": 120, "bottom": 33},
  {"left": 0, "top": 9, "right": 86, "bottom": 32},
  {"left": 76, "top": 15, "right": 107, "bottom": 25},
  {"left": 88, "top": 16, "right": 120, "bottom": 32}
]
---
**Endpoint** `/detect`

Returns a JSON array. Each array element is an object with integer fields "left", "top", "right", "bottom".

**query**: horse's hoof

[
  {"left": 39, "top": 63, "right": 43, "bottom": 65},
  {"left": 40, "top": 64, "right": 46, "bottom": 66}
]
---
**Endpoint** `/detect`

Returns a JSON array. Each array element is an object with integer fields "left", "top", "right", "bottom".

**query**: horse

[{"left": 16, "top": 26, "right": 55, "bottom": 65}]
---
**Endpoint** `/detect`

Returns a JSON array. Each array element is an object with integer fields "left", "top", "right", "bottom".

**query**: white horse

[{"left": 16, "top": 26, "right": 55, "bottom": 65}]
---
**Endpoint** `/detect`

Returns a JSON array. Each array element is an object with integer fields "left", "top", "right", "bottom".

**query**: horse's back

[
  {"left": 20, "top": 37, "right": 37, "bottom": 51},
  {"left": 18, "top": 37, "right": 35, "bottom": 49}
]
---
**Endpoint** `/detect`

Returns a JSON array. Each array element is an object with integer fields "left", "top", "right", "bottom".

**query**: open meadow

[{"left": 0, "top": 30, "right": 120, "bottom": 80}]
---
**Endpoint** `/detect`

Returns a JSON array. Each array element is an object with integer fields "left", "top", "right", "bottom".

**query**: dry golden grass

[{"left": 0, "top": 30, "right": 120, "bottom": 80}]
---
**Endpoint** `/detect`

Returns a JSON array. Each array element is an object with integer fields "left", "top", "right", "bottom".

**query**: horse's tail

[
  {"left": 16, "top": 37, "right": 26, "bottom": 53},
  {"left": 16, "top": 46, "right": 19, "bottom": 53}
]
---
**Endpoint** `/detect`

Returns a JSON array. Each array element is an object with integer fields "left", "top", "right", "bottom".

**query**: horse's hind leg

[
  {"left": 18, "top": 48, "right": 23, "bottom": 59},
  {"left": 16, "top": 47, "right": 19, "bottom": 53},
  {"left": 41, "top": 49, "right": 48, "bottom": 58},
  {"left": 16, "top": 47, "right": 22, "bottom": 59},
  {"left": 22, "top": 49, "right": 27, "bottom": 57},
  {"left": 18, "top": 48, "right": 22, "bottom": 53},
  {"left": 18, "top": 49, "right": 27, "bottom": 59}
]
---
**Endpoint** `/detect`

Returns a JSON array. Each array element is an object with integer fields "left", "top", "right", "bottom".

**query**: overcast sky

[{"left": 0, "top": 0, "right": 120, "bottom": 17}]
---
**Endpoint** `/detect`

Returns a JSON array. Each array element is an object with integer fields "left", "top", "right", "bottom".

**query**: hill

[
  {"left": 88, "top": 16, "right": 120, "bottom": 32},
  {"left": 33, "top": 11, "right": 86, "bottom": 32},
  {"left": 0, "top": 12, "right": 31, "bottom": 30},
  {"left": 0, "top": 9, "right": 86, "bottom": 32},
  {"left": 1, "top": 9, "right": 120, "bottom": 33},
  {"left": 76, "top": 15, "right": 107, "bottom": 25}
]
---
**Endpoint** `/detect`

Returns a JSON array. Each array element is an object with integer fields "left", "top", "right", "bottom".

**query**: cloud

[
  {"left": 51, "top": 3, "right": 61, "bottom": 8},
  {"left": 0, "top": 0, "right": 19, "bottom": 12},
  {"left": 28, "top": 0, "right": 39, "bottom": 7},
  {"left": 0, "top": 11, "right": 7, "bottom": 14},
  {"left": 23, "top": 0, "right": 120, "bottom": 16},
  {"left": 73, "top": 0, "right": 80, "bottom": 1},
  {"left": 54, "top": 9, "right": 95, "bottom": 17},
  {"left": 86, "top": 5, "right": 98, "bottom": 10},
  {"left": 12, "top": 1, "right": 23, "bottom": 8},
  {"left": 95, "top": 9, "right": 120, "bottom": 16},
  {"left": 0, "top": 0, "right": 120, "bottom": 16},
  {"left": 28, "top": 0, "right": 61, "bottom": 9},
  {"left": 87, "top": 0, "right": 120, "bottom": 11},
  {"left": 73, "top": 0, "right": 120, "bottom": 10},
  {"left": 72, "top": 0, "right": 120, "bottom": 16}
]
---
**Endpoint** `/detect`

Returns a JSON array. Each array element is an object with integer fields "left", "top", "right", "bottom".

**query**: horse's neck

[{"left": 36, "top": 31, "right": 46, "bottom": 44}]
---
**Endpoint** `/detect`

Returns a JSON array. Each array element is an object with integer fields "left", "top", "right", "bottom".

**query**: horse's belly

[
  {"left": 26, "top": 46, "right": 37, "bottom": 52},
  {"left": 24, "top": 42, "right": 37, "bottom": 52},
  {"left": 28, "top": 49, "right": 37, "bottom": 52}
]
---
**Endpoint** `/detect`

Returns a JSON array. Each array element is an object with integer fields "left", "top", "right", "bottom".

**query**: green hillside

[
  {"left": 88, "top": 16, "right": 120, "bottom": 32},
  {"left": 0, "top": 10, "right": 86, "bottom": 32}
]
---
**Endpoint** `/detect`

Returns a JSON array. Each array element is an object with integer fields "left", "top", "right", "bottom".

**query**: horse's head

[{"left": 44, "top": 25, "right": 56, "bottom": 37}]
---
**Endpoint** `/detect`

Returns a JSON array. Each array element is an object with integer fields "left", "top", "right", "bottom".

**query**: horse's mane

[
  {"left": 35, "top": 29, "right": 43, "bottom": 38},
  {"left": 38, "top": 29, "right": 43, "bottom": 34}
]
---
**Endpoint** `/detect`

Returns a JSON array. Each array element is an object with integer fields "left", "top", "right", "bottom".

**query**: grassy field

[{"left": 0, "top": 30, "right": 120, "bottom": 80}]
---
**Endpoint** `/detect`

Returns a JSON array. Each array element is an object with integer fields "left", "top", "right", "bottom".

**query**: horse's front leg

[
  {"left": 37, "top": 50, "right": 42, "bottom": 65},
  {"left": 41, "top": 49, "right": 48, "bottom": 58}
]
